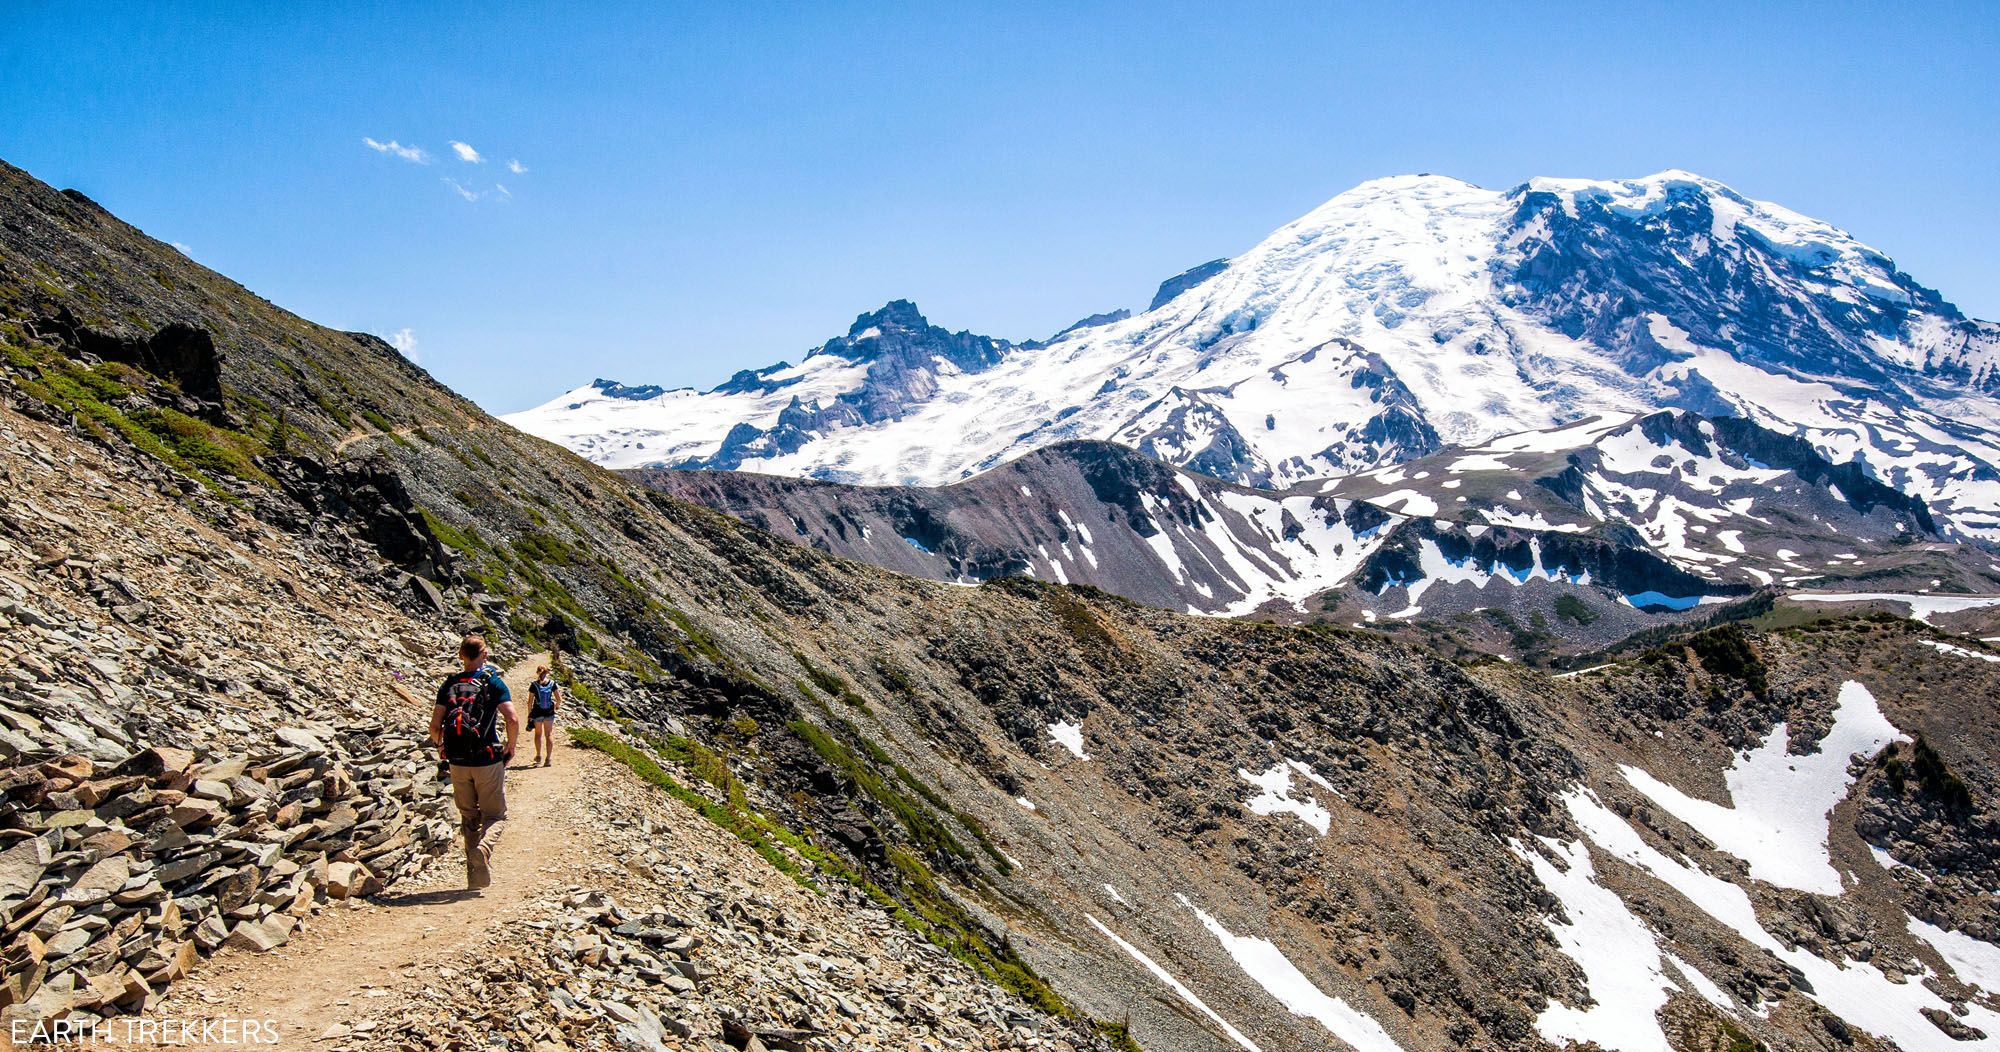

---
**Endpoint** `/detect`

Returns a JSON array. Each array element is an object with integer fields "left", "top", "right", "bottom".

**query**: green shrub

[
  {"left": 1683, "top": 624, "right": 1767, "bottom": 697},
  {"left": 128, "top": 407, "right": 271, "bottom": 485},
  {"left": 1554, "top": 594, "right": 1599, "bottom": 625}
]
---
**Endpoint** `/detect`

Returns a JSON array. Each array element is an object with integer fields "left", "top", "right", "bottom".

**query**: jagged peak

[{"left": 848, "top": 298, "right": 929, "bottom": 337}]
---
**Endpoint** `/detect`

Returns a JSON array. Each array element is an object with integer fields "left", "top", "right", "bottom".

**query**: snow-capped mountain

[{"left": 508, "top": 170, "right": 2000, "bottom": 543}]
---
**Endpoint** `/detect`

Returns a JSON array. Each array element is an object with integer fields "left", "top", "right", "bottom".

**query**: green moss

[
  {"left": 1094, "top": 1020, "right": 1144, "bottom": 1052},
  {"left": 874, "top": 657, "right": 920, "bottom": 698},
  {"left": 419, "top": 509, "right": 486, "bottom": 554},
  {"left": 513, "top": 530, "right": 583, "bottom": 567},
  {"left": 647, "top": 731, "right": 743, "bottom": 806},
  {"left": 359, "top": 407, "right": 397, "bottom": 434},
  {"left": 6, "top": 356, "right": 259, "bottom": 499},
  {"left": 882, "top": 845, "right": 1069, "bottom": 1018},
  {"left": 664, "top": 607, "right": 727, "bottom": 664},
  {"left": 312, "top": 389, "right": 352, "bottom": 430},
  {"left": 554, "top": 665, "right": 622, "bottom": 721}
]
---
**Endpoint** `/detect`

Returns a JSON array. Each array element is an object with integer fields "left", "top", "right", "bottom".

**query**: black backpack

[{"left": 441, "top": 667, "right": 504, "bottom": 765}]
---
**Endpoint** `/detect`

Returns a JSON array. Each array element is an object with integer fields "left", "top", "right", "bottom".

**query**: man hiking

[
  {"left": 527, "top": 665, "right": 562, "bottom": 766},
  {"left": 431, "top": 634, "right": 518, "bottom": 890}
]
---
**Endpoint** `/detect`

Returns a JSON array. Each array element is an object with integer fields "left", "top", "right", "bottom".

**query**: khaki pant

[{"left": 449, "top": 761, "right": 508, "bottom": 888}]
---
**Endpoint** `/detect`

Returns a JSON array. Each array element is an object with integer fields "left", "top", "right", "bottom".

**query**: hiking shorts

[{"left": 529, "top": 710, "right": 555, "bottom": 725}]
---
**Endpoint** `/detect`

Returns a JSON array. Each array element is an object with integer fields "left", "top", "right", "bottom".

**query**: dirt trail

[
  {"left": 128, "top": 654, "right": 597, "bottom": 1044},
  {"left": 333, "top": 422, "right": 447, "bottom": 454}
]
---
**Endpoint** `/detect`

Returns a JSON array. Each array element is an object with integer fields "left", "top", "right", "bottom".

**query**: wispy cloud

[
  {"left": 448, "top": 140, "right": 483, "bottom": 164},
  {"left": 506, "top": 159, "right": 527, "bottom": 174},
  {"left": 442, "top": 177, "right": 511, "bottom": 203},
  {"left": 170, "top": 242, "right": 193, "bottom": 255},
  {"left": 388, "top": 328, "right": 418, "bottom": 361},
  {"left": 363, "top": 137, "right": 430, "bottom": 164}
]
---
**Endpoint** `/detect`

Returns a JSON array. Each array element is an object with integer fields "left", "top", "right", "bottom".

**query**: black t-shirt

[{"left": 435, "top": 665, "right": 510, "bottom": 766}]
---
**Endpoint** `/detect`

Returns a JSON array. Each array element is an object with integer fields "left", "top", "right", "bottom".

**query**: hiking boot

[{"left": 467, "top": 850, "right": 492, "bottom": 890}]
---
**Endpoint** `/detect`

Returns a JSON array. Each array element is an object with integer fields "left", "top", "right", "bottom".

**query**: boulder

[
  {"left": 221, "top": 915, "right": 293, "bottom": 953},
  {"left": 324, "top": 861, "right": 377, "bottom": 900}
]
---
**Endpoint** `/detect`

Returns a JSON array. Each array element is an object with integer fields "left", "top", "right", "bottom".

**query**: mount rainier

[{"left": 510, "top": 171, "right": 2000, "bottom": 621}]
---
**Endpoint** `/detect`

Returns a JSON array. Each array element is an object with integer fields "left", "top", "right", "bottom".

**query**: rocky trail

[
  {"left": 92, "top": 650, "right": 1110, "bottom": 1052},
  {"left": 123, "top": 655, "right": 585, "bottom": 1044}
]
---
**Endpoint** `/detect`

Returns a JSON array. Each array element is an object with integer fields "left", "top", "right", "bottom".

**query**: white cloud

[
  {"left": 363, "top": 137, "right": 430, "bottom": 164},
  {"left": 388, "top": 328, "right": 418, "bottom": 361},
  {"left": 448, "top": 140, "right": 483, "bottom": 163},
  {"left": 169, "top": 242, "right": 192, "bottom": 255},
  {"left": 442, "top": 178, "right": 511, "bottom": 203},
  {"left": 506, "top": 159, "right": 527, "bottom": 174}
]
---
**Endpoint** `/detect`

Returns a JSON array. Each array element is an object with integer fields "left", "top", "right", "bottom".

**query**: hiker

[
  {"left": 527, "top": 665, "right": 562, "bottom": 766},
  {"left": 431, "top": 634, "right": 518, "bottom": 890}
]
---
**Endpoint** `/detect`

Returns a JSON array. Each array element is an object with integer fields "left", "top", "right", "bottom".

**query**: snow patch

[
  {"left": 1083, "top": 914, "right": 1263, "bottom": 1052},
  {"left": 1922, "top": 639, "right": 2000, "bottom": 664},
  {"left": 1791, "top": 592, "right": 2000, "bottom": 624},
  {"left": 1513, "top": 836, "right": 1676, "bottom": 1052},
  {"left": 1620, "top": 681, "right": 1904, "bottom": 894},
  {"left": 1047, "top": 719, "right": 1091, "bottom": 760},
  {"left": 1180, "top": 897, "right": 1406, "bottom": 1052},
  {"left": 1238, "top": 763, "right": 1331, "bottom": 835}
]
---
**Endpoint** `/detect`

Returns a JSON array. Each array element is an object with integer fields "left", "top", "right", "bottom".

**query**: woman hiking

[{"left": 527, "top": 665, "right": 562, "bottom": 766}]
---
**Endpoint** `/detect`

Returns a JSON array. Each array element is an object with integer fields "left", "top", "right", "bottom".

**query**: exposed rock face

[{"left": 1147, "top": 258, "right": 1228, "bottom": 311}]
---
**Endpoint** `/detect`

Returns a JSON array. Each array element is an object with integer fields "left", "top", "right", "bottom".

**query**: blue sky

[{"left": 1, "top": 2, "right": 1994, "bottom": 412}]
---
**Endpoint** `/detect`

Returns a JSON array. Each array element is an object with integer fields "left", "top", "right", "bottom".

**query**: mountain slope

[
  {"left": 10, "top": 158, "right": 2000, "bottom": 1052},
  {"left": 510, "top": 170, "right": 2000, "bottom": 545},
  {"left": 636, "top": 411, "right": 2000, "bottom": 655}
]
